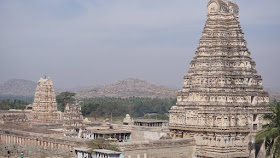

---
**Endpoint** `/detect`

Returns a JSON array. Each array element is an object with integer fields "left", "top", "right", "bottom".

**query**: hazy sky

[{"left": 0, "top": 0, "right": 280, "bottom": 89}]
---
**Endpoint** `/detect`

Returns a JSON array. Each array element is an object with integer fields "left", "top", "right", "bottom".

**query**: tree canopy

[
  {"left": 0, "top": 99, "right": 29, "bottom": 110},
  {"left": 81, "top": 97, "right": 175, "bottom": 120},
  {"left": 256, "top": 102, "right": 280, "bottom": 158},
  {"left": 56, "top": 92, "right": 76, "bottom": 112}
]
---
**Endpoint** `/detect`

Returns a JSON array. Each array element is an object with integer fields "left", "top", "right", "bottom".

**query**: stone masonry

[
  {"left": 63, "top": 102, "right": 84, "bottom": 129},
  {"left": 26, "top": 77, "right": 61, "bottom": 124},
  {"left": 169, "top": 0, "right": 271, "bottom": 157}
]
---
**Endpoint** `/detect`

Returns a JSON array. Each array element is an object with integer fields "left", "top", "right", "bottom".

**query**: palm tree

[{"left": 256, "top": 102, "right": 280, "bottom": 158}]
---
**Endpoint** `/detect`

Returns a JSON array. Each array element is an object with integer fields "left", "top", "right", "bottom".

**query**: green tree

[
  {"left": 80, "top": 97, "right": 175, "bottom": 120},
  {"left": 256, "top": 102, "right": 280, "bottom": 158},
  {"left": 56, "top": 92, "right": 76, "bottom": 112},
  {"left": 0, "top": 99, "right": 29, "bottom": 110}
]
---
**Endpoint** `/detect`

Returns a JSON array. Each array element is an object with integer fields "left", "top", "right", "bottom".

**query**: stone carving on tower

[
  {"left": 27, "top": 76, "right": 60, "bottom": 124},
  {"left": 169, "top": 0, "right": 271, "bottom": 157}
]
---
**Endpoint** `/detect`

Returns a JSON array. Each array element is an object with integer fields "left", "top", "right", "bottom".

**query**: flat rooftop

[
  {"left": 85, "top": 129, "right": 131, "bottom": 134},
  {"left": 74, "top": 147, "right": 92, "bottom": 152},
  {"left": 93, "top": 149, "right": 122, "bottom": 154},
  {"left": 133, "top": 119, "right": 168, "bottom": 123}
]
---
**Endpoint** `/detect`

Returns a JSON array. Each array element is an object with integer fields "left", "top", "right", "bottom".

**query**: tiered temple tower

[
  {"left": 29, "top": 77, "right": 60, "bottom": 123},
  {"left": 169, "top": 0, "right": 271, "bottom": 157},
  {"left": 63, "top": 102, "right": 84, "bottom": 129}
]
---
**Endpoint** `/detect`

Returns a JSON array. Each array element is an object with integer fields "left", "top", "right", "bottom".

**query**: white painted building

[
  {"left": 93, "top": 149, "right": 122, "bottom": 158},
  {"left": 75, "top": 148, "right": 123, "bottom": 158},
  {"left": 75, "top": 147, "right": 91, "bottom": 158}
]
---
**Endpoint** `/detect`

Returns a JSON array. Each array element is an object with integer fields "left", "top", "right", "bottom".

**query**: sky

[{"left": 0, "top": 0, "right": 280, "bottom": 89}]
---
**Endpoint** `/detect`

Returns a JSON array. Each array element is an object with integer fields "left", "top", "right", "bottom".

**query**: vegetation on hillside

[
  {"left": 0, "top": 95, "right": 33, "bottom": 103},
  {"left": 81, "top": 97, "right": 176, "bottom": 120},
  {"left": 256, "top": 102, "right": 280, "bottom": 158},
  {"left": 0, "top": 92, "right": 176, "bottom": 120},
  {"left": 0, "top": 99, "right": 29, "bottom": 110}
]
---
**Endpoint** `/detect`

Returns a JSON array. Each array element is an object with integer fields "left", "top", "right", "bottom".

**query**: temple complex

[
  {"left": 169, "top": 0, "right": 271, "bottom": 157},
  {"left": 0, "top": 1, "right": 273, "bottom": 157}
]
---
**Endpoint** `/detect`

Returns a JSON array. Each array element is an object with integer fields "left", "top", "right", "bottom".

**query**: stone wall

[
  {"left": 0, "top": 125, "right": 85, "bottom": 158},
  {"left": 0, "top": 110, "right": 29, "bottom": 126},
  {"left": 130, "top": 129, "right": 166, "bottom": 141},
  {"left": 116, "top": 138, "right": 195, "bottom": 158}
]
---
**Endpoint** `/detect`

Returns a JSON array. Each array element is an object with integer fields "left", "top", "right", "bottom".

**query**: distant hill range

[
  {"left": 75, "top": 78, "right": 177, "bottom": 98},
  {"left": 2, "top": 78, "right": 279, "bottom": 100},
  {"left": 0, "top": 79, "right": 37, "bottom": 96},
  {"left": 266, "top": 88, "right": 280, "bottom": 102},
  {"left": 0, "top": 78, "right": 177, "bottom": 99}
]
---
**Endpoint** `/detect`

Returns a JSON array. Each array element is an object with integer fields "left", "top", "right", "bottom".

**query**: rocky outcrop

[
  {"left": 76, "top": 78, "right": 177, "bottom": 98},
  {"left": 0, "top": 79, "right": 37, "bottom": 96},
  {"left": 266, "top": 88, "right": 280, "bottom": 101}
]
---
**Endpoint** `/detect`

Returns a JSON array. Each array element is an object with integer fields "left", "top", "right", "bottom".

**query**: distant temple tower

[
  {"left": 169, "top": 0, "right": 271, "bottom": 157},
  {"left": 63, "top": 101, "right": 84, "bottom": 129},
  {"left": 28, "top": 77, "right": 60, "bottom": 123}
]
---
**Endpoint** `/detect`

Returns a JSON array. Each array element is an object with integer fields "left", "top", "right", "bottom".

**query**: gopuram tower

[
  {"left": 28, "top": 76, "right": 60, "bottom": 123},
  {"left": 169, "top": 0, "right": 271, "bottom": 157}
]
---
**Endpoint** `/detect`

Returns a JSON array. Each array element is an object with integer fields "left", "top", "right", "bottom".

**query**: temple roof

[{"left": 207, "top": 0, "right": 239, "bottom": 16}]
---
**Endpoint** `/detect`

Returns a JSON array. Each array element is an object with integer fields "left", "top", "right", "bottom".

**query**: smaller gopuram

[
  {"left": 63, "top": 101, "right": 84, "bottom": 129},
  {"left": 123, "top": 114, "right": 133, "bottom": 125},
  {"left": 27, "top": 76, "right": 60, "bottom": 124}
]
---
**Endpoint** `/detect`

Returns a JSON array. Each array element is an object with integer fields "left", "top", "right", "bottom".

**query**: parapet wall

[
  {"left": 0, "top": 110, "right": 29, "bottom": 126},
  {"left": 0, "top": 125, "right": 85, "bottom": 157}
]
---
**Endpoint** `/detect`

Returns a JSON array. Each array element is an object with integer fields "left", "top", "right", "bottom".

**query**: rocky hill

[
  {"left": 76, "top": 78, "right": 177, "bottom": 98},
  {"left": 0, "top": 79, "right": 37, "bottom": 96},
  {"left": 266, "top": 88, "right": 280, "bottom": 102}
]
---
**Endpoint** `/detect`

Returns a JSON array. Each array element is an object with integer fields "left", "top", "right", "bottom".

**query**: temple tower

[
  {"left": 63, "top": 101, "right": 84, "bottom": 129},
  {"left": 169, "top": 0, "right": 271, "bottom": 157},
  {"left": 29, "top": 77, "right": 59, "bottom": 123}
]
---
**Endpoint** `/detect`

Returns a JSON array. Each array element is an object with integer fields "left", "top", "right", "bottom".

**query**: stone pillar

[{"left": 144, "top": 153, "right": 147, "bottom": 158}]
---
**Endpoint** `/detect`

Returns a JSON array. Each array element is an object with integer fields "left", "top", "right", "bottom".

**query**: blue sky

[{"left": 0, "top": 0, "right": 279, "bottom": 89}]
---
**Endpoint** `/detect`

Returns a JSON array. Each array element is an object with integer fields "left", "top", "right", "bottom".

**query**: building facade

[{"left": 169, "top": 0, "right": 271, "bottom": 157}]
